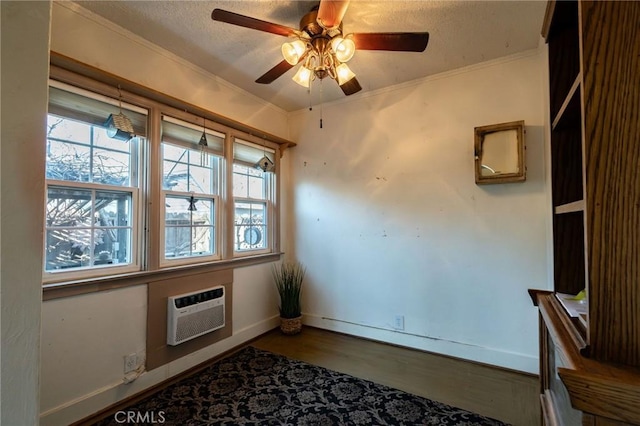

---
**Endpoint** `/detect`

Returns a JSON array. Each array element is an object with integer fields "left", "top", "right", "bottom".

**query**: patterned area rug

[{"left": 96, "top": 346, "right": 508, "bottom": 425}]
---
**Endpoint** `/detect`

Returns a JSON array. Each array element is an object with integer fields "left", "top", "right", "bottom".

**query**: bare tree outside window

[{"left": 45, "top": 115, "right": 134, "bottom": 271}]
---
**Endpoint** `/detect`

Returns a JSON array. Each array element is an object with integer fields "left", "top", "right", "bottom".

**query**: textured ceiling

[{"left": 75, "top": 1, "right": 546, "bottom": 112}]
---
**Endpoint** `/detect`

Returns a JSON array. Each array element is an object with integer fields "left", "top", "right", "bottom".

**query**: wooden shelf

[
  {"left": 555, "top": 200, "right": 584, "bottom": 214},
  {"left": 533, "top": 1, "right": 640, "bottom": 424},
  {"left": 552, "top": 74, "right": 581, "bottom": 130},
  {"left": 547, "top": 1, "right": 580, "bottom": 120},
  {"left": 537, "top": 294, "right": 640, "bottom": 425}
]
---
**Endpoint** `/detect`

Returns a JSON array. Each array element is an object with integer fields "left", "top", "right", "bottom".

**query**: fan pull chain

[{"left": 320, "top": 79, "right": 324, "bottom": 129}]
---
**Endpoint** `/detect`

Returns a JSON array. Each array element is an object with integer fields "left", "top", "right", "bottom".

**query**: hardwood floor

[{"left": 252, "top": 326, "right": 540, "bottom": 426}]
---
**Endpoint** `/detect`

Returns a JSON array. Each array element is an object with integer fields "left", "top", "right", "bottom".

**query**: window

[
  {"left": 46, "top": 186, "right": 133, "bottom": 270},
  {"left": 45, "top": 83, "right": 146, "bottom": 279},
  {"left": 233, "top": 139, "right": 276, "bottom": 255},
  {"left": 44, "top": 75, "right": 284, "bottom": 286},
  {"left": 161, "top": 116, "right": 224, "bottom": 265}
]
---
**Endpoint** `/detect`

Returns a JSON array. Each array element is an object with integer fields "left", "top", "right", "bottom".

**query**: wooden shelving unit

[
  {"left": 551, "top": 74, "right": 581, "bottom": 131},
  {"left": 553, "top": 200, "right": 583, "bottom": 215},
  {"left": 531, "top": 1, "right": 640, "bottom": 424}
]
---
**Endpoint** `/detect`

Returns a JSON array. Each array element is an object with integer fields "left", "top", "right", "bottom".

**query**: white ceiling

[{"left": 74, "top": 1, "right": 547, "bottom": 112}]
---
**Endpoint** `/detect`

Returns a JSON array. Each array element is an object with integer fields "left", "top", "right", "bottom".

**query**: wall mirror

[{"left": 474, "top": 120, "right": 525, "bottom": 184}]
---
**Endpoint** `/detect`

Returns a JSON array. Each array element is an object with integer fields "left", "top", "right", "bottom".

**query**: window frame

[
  {"left": 159, "top": 118, "right": 225, "bottom": 267},
  {"left": 159, "top": 190, "right": 221, "bottom": 267},
  {"left": 43, "top": 63, "right": 291, "bottom": 295},
  {"left": 232, "top": 158, "right": 276, "bottom": 257},
  {"left": 43, "top": 87, "right": 146, "bottom": 283},
  {"left": 44, "top": 180, "right": 142, "bottom": 281}
]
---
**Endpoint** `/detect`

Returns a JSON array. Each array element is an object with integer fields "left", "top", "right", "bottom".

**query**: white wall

[
  {"left": 36, "top": 2, "right": 550, "bottom": 422},
  {"left": 288, "top": 49, "right": 552, "bottom": 374},
  {"left": 0, "top": 2, "right": 51, "bottom": 425},
  {"left": 40, "top": 3, "right": 287, "bottom": 424},
  {"left": 40, "top": 271, "right": 280, "bottom": 426}
]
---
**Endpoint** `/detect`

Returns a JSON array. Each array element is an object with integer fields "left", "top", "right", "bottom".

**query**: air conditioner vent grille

[
  {"left": 167, "top": 286, "right": 225, "bottom": 346},
  {"left": 175, "top": 304, "right": 224, "bottom": 343}
]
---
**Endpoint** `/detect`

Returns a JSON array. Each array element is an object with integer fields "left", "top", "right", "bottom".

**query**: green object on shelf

[{"left": 572, "top": 289, "right": 586, "bottom": 301}]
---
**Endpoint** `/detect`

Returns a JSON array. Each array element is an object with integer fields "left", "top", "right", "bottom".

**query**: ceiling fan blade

[
  {"left": 339, "top": 77, "right": 362, "bottom": 96},
  {"left": 317, "top": 0, "right": 350, "bottom": 30},
  {"left": 351, "top": 32, "right": 429, "bottom": 52},
  {"left": 256, "top": 50, "right": 309, "bottom": 84},
  {"left": 256, "top": 60, "right": 295, "bottom": 84},
  {"left": 211, "top": 9, "right": 297, "bottom": 37}
]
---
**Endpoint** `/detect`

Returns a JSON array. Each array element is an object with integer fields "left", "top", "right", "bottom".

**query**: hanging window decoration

[{"left": 198, "top": 117, "right": 209, "bottom": 166}]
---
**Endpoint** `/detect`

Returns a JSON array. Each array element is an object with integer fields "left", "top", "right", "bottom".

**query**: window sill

[{"left": 42, "top": 252, "right": 283, "bottom": 301}]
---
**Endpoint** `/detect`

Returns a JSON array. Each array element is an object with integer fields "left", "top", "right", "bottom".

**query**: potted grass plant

[{"left": 273, "top": 261, "right": 305, "bottom": 335}]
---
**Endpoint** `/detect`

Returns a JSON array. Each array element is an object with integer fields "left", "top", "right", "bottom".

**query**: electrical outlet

[
  {"left": 124, "top": 353, "right": 137, "bottom": 374},
  {"left": 394, "top": 315, "right": 405, "bottom": 331}
]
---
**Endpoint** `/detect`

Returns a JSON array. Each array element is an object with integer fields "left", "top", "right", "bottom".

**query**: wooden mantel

[{"left": 531, "top": 290, "right": 640, "bottom": 425}]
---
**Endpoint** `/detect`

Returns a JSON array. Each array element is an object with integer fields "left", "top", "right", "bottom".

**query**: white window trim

[
  {"left": 232, "top": 197, "right": 273, "bottom": 257},
  {"left": 160, "top": 140, "right": 223, "bottom": 194},
  {"left": 160, "top": 130, "right": 224, "bottom": 267},
  {"left": 160, "top": 190, "right": 221, "bottom": 267},
  {"left": 230, "top": 135, "right": 277, "bottom": 257},
  {"left": 43, "top": 180, "right": 142, "bottom": 283},
  {"left": 43, "top": 64, "right": 291, "bottom": 293}
]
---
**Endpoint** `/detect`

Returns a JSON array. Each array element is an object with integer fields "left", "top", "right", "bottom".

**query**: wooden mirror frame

[{"left": 474, "top": 120, "right": 525, "bottom": 185}]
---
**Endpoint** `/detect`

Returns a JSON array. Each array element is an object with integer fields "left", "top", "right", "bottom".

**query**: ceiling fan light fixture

[
  {"left": 292, "top": 66, "right": 312, "bottom": 88},
  {"left": 211, "top": 3, "right": 429, "bottom": 100},
  {"left": 331, "top": 36, "right": 355, "bottom": 62},
  {"left": 335, "top": 63, "right": 356, "bottom": 85},
  {"left": 281, "top": 39, "right": 307, "bottom": 65}
]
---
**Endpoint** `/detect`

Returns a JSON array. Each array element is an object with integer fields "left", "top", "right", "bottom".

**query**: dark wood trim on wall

[
  {"left": 43, "top": 253, "right": 281, "bottom": 301},
  {"left": 146, "top": 268, "right": 233, "bottom": 371},
  {"left": 49, "top": 52, "right": 296, "bottom": 150}
]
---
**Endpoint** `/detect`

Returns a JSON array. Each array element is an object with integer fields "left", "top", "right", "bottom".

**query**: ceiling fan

[{"left": 211, "top": 0, "right": 429, "bottom": 96}]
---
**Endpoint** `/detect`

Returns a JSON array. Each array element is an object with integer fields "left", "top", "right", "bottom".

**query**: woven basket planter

[{"left": 280, "top": 316, "right": 302, "bottom": 335}]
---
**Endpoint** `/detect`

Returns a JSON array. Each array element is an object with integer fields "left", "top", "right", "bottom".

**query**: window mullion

[
  {"left": 146, "top": 107, "right": 163, "bottom": 271},
  {"left": 189, "top": 210, "right": 194, "bottom": 256},
  {"left": 90, "top": 188, "right": 96, "bottom": 265},
  {"left": 89, "top": 126, "right": 95, "bottom": 183},
  {"left": 223, "top": 133, "right": 234, "bottom": 260},
  {"left": 159, "top": 138, "right": 220, "bottom": 264}
]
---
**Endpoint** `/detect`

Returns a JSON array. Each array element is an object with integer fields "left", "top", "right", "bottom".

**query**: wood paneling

[
  {"left": 580, "top": 0, "right": 640, "bottom": 367},
  {"left": 537, "top": 294, "right": 640, "bottom": 425},
  {"left": 550, "top": 110, "right": 583, "bottom": 207},
  {"left": 546, "top": 1, "right": 580, "bottom": 119},
  {"left": 552, "top": 211, "right": 586, "bottom": 296},
  {"left": 146, "top": 268, "right": 233, "bottom": 370},
  {"left": 534, "top": 1, "right": 640, "bottom": 423},
  {"left": 50, "top": 53, "right": 296, "bottom": 149},
  {"left": 42, "top": 252, "right": 280, "bottom": 300}
]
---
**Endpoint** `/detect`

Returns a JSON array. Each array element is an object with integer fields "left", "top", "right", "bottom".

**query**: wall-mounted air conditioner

[{"left": 167, "top": 286, "right": 225, "bottom": 346}]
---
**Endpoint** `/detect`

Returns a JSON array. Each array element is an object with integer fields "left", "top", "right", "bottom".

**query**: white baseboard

[
  {"left": 40, "top": 316, "right": 280, "bottom": 426},
  {"left": 302, "top": 314, "right": 538, "bottom": 375}
]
